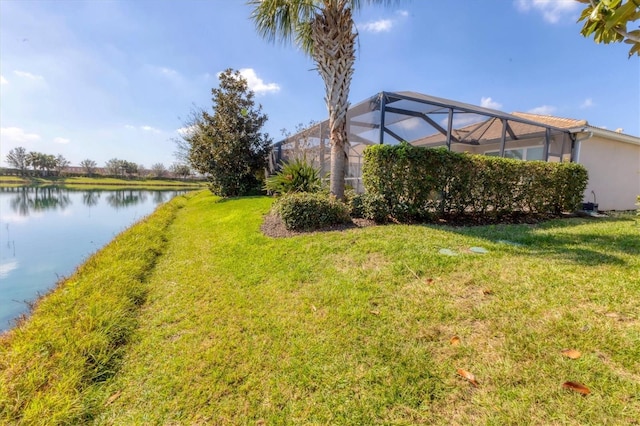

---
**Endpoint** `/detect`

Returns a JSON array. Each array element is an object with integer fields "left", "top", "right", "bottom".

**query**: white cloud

[
  {"left": 440, "top": 114, "right": 487, "bottom": 129},
  {"left": 239, "top": 68, "right": 280, "bottom": 95},
  {"left": 0, "top": 127, "right": 42, "bottom": 143},
  {"left": 13, "top": 70, "right": 45, "bottom": 81},
  {"left": 359, "top": 10, "right": 408, "bottom": 34},
  {"left": 158, "top": 67, "right": 179, "bottom": 77},
  {"left": 177, "top": 125, "right": 197, "bottom": 136},
  {"left": 0, "top": 75, "right": 7, "bottom": 85},
  {"left": 514, "top": 0, "right": 579, "bottom": 24},
  {"left": 480, "top": 97, "right": 503, "bottom": 110},
  {"left": 54, "top": 137, "right": 70, "bottom": 144},
  {"left": 528, "top": 105, "right": 557, "bottom": 115},
  {"left": 141, "top": 125, "right": 161, "bottom": 133},
  {"left": 360, "top": 18, "right": 394, "bottom": 33},
  {"left": 124, "top": 124, "right": 161, "bottom": 133},
  {"left": 580, "top": 98, "right": 594, "bottom": 109},
  {"left": 396, "top": 117, "right": 422, "bottom": 130}
]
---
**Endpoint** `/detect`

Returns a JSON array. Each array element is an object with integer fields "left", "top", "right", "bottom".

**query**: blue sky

[{"left": 1, "top": 0, "right": 638, "bottom": 168}]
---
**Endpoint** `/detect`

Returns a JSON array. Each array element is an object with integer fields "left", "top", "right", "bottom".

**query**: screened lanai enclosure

[{"left": 269, "top": 91, "right": 575, "bottom": 192}]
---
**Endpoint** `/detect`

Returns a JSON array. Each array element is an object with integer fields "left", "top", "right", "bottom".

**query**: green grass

[
  {"left": 0, "top": 193, "right": 190, "bottom": 424},
  {"left": 2, "top": 192, "right": 639, "bottom": 425}
]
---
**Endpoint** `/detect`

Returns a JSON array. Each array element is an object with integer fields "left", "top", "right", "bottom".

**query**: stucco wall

[{"left": 577, "top": 135, "right": 640, "bottom": 210}]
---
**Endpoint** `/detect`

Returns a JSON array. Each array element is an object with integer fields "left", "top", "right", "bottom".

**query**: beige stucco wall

[{"left": 577, "top": 135, "right": 640, "bottom": 210}]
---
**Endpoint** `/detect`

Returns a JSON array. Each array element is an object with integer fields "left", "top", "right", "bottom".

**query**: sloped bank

[{"left": 0, "top": 191, "right": 194, "bottom": 424}]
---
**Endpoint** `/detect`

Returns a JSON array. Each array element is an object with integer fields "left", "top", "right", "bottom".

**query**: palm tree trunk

[{"left": 311, "top": 1, "right": 356, "bottom": 200}]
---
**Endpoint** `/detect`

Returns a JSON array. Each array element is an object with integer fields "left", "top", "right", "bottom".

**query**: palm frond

[{"left": 248, "top": 0, "right": 318, "bottom": 53}]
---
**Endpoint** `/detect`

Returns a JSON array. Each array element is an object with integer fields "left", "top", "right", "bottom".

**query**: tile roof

[
  {"left": 413, "top": 113, "right": 569, "bottom": 146},
  {"left": 510, "top": 112, "right": 587, "bottom": 129}
]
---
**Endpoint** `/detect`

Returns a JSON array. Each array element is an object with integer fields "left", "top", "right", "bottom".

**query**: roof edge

[{"left": 570, "top": 126, "right": 640, "bottom": 146}]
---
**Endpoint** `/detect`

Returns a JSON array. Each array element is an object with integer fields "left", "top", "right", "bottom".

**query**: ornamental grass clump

[
  {"left": 273, "top": 192, "right": 350, "bottom": 231},
  {"left": 265, "top": 158, "right": 322, "bottom": 195}
]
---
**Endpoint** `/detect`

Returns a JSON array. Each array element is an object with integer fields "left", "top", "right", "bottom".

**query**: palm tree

[{"left": 249, "top": 0, "right": 393, "bottom": 200}]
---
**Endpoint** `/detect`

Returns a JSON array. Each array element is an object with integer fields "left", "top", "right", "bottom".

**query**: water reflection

[
  {"left": 106, "top": 190, "right": 148, "bottom": 209},
  {"left": 4, "top": 187, "right": 71, "bottom": 216},
  {"left": 83, "top": 191, "right": 101, "bottom": 207},
  {"left": 0, "top": 187, "right": 185, "bottom": 216},
  {"left": 0, "top": 186, "right": 190, "bottom": 331}
]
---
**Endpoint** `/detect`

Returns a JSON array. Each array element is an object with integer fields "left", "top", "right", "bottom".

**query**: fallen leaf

[
  {"left": 370, "top": 310, "right": 380, "bottom": 316},
  {"left": 561, "top": 349, "right": 582, "bottom": 359},
  {"left": 457, "top": 368, "right": 478, "bottom": 386},
  {"left": 482, "top": 289, "right": 494, "bottom": 295},
  {"left": 562, "top": 381, "right": 590, "bottom": 395},
  {"left": 105, "top": 391, "right": 122, "bottom": 406},
  {"left": 311, "top": 305, "right": 317, "bottom": 312},
  {"left": 450, "top": 336, "right": 461, "bottom": 346},
  {"left": 426, "top": 278, "right": 434, "bottom": 284}
]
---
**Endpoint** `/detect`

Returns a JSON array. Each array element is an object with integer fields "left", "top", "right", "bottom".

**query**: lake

[{"left": 0, "top": 186, "right": 189, "bottom": 332}]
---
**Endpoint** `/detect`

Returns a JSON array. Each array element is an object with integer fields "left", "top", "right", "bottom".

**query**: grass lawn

[{"left": 2, "top": 191, "right": 639, "bottom": 424}]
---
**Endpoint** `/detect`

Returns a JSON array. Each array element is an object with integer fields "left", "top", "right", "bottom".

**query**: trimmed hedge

[
  {"left": 348, "top": 193, "right": 390, "bottom": 223},
  {"left": 273, "top": 192, "right": 351, "bottom": 230},
  {"left": 362, "top": 143, "right": 588, "bottom": 222}
]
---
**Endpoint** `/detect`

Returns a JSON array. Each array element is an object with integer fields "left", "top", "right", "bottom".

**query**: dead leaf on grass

[
  {"left": 426, "top": 278, "right": 434, "bottom": 284},
  {"left": 561, "top": 349, "right": 582, "bottom": 359},
  {"left": 562, "top": 381, "right": 590, "bottom": 395},
  {"left": 457, "top": 368, "right": 478, "bottom": 386},
  {"left": 482, "top": 289, "right": 494, "bottom": 295},
  {"left": 450, "top": 336, "right": 461, "bottom": 346},
  {"left": 105, "top": 391, "right": 122, "bottom": 406},
  {"left": 370, "top": 310, "right": 380, "bottom": 316}
]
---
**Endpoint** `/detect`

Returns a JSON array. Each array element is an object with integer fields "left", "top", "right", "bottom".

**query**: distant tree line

[
  {"left": 4, "top": 147, "right": 70, "bottom": 177},
  {"left": 4, "top": 146, "right": 194, "bottom": 179}
]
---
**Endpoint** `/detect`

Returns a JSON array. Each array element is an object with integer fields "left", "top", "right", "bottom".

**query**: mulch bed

[
  {"left": 260, "top": 212, "right": 579, "bottom": 238},
  {"left": 261, "top": 213, "right": 376, "bottom": 238}
]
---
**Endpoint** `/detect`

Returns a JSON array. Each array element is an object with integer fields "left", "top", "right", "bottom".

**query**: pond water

[{"left": 0, "top": 186, "right": 188, "bottom": 332}]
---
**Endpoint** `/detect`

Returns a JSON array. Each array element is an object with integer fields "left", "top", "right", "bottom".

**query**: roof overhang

[{"left": 569, "top": 126, "right": 640, "bottom": 146}]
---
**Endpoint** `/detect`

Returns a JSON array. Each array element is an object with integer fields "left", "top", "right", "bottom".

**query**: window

[
  {"left": 503, "top": 149, "right": 524, "bottom": 160},
  {"left": 527, "top": 147, "right": 544, "bottom": 161},
  {"left": 484, "top": 146, "right": 545, "bottom": 161}
]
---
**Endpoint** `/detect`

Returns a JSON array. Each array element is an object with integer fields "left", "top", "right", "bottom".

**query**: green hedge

[
  {"left": 362, "top": 143, "right": 588, "bottom": 221},
  {"left": 273, "top": 192, "right": 351, "bottom": 231}
]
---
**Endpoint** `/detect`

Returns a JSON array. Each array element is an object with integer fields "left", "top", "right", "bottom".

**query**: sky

[{"left": 1, "top": 0, "right": 638, "bottom": 169}]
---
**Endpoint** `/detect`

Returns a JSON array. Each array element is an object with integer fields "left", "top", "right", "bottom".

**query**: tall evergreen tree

[{"left": 182, "top": 68, "right": 272, "bottom": 197}]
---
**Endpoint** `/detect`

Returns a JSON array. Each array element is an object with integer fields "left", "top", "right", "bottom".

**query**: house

[{"left": 272, "top": 91, "right": 640, "bottom": 210}]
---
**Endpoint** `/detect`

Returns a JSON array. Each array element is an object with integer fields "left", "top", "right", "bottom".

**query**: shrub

[
  {"left": 344, "top": 189, "right": 364, "bottom": 218},
  {"left": 360, "top": 193, "right": 390, "bottom": 223},
  {"left": 363, "top": 143, "right": 588, "bottom": 222},
  {"left": 273, "top": 192, "right": 350, "bottom": 231},
  {"left": 265, "top": 158, "right": 322, "bottom": 195}
]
